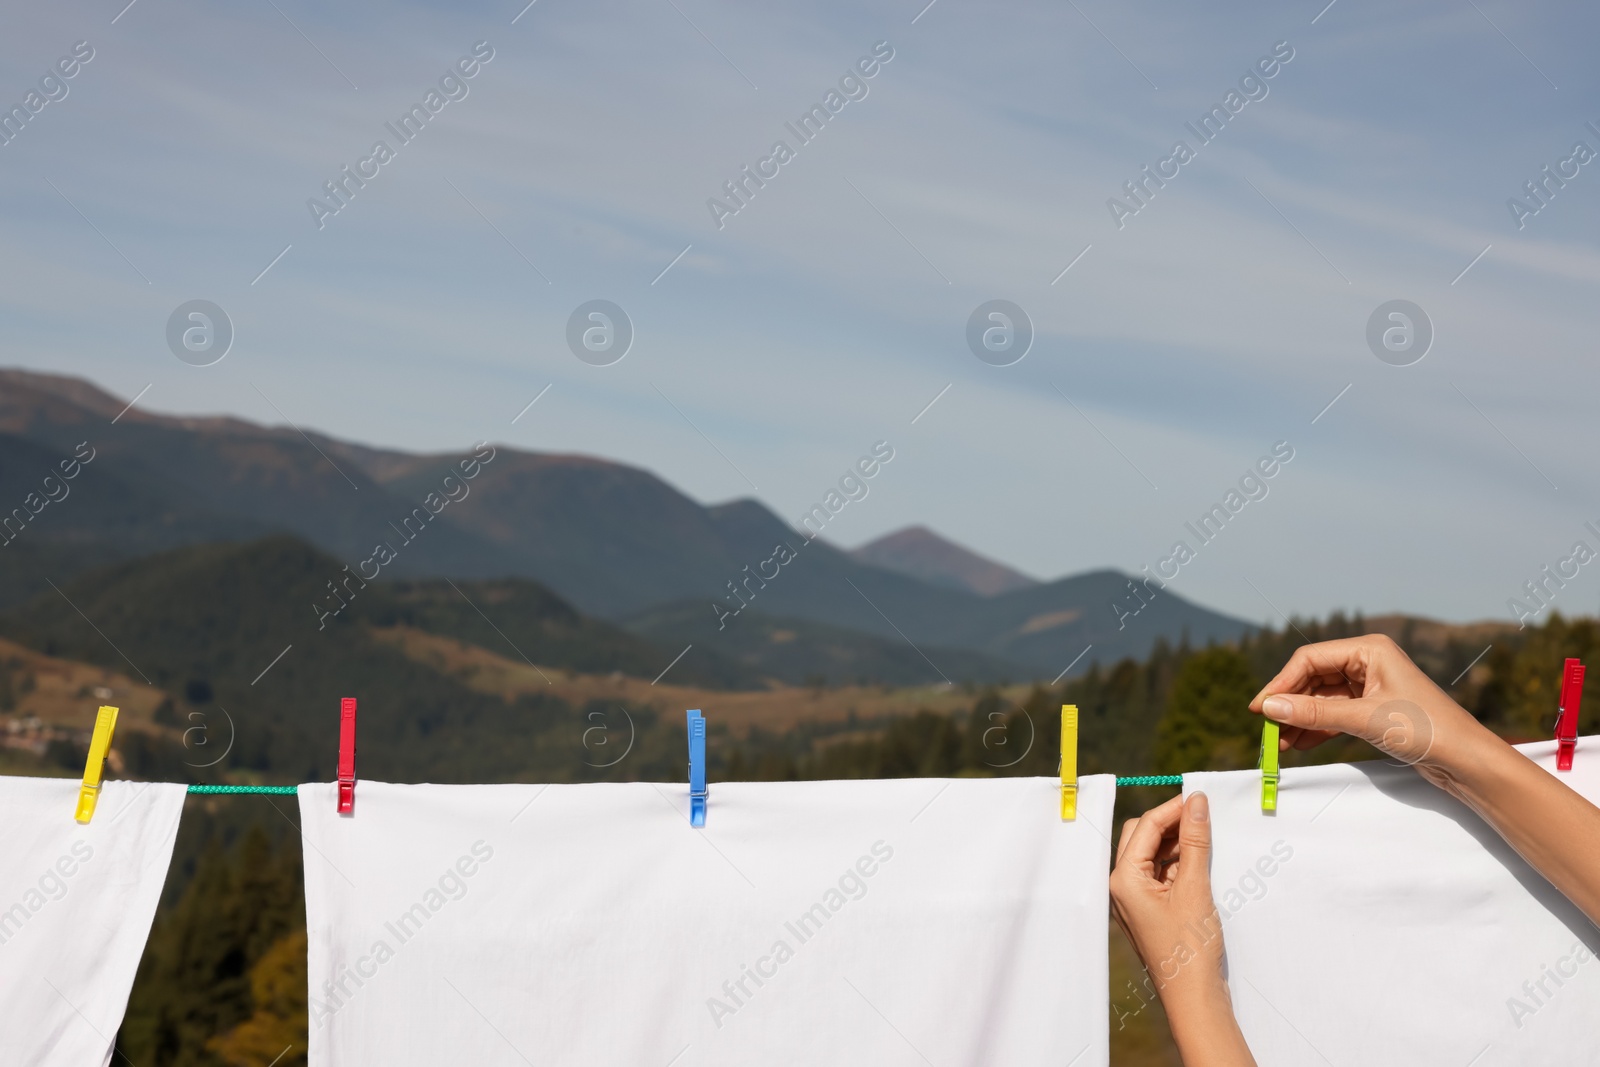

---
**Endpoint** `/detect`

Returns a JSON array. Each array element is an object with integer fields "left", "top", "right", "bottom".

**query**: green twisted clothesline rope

[
  {"left": 185, "top": 778, "right": 1184, "bottom": 793},
  {"left": 187, "top": 784, "right": 298, "bottom": 794}
]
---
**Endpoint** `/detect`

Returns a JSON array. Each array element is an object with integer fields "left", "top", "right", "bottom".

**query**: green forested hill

[
  {"left": 0, "top": 535, "right": 743, "bottom": 784},
  {"left": 621, "top": 598, "right": 1027, "bottom": 686}
]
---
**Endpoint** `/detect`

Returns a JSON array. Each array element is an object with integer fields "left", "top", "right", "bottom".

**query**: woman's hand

[
  {"left": 1111, "top": 793, "right": 1257, "bottom": 1067},
  {"left": 1246, "top": 633, "right": 1493, "bottom": 792},
  {"left": 1251, "top": 633, "right": 1600, "bottom": 927}
]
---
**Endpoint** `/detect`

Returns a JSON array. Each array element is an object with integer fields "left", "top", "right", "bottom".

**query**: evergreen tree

[
  {"left": 120, "top": 826, "right": 304, "bottom": 1066},
  {"left": 207, "top": 929, "right": 309, "bottom": 1067},
  {"left": 1154, "top": 646, "right": 1261, "bottom": 774}
]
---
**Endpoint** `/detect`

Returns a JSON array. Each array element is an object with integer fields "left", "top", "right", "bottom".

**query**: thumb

[
  {"left": 1260, "top": 691, "right": 1377, "bottom": 739},
  {"left": 1174, "top": 792, "right": 1212, "bottom": 896}
]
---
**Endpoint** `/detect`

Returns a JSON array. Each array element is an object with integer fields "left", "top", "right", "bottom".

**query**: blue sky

[{"left": 3, "top": 0, "right": 1598, "bottom": 627}]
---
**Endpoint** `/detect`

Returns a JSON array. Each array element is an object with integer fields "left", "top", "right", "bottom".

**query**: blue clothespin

[{"left": 686, "top": 708, "right": 707, "bottom": 828}]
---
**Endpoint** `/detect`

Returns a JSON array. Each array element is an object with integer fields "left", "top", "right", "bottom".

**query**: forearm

[
  {"left": 1429, "top": 723, "right": 1600, "bottom": 925},
  {"left": 1160, "top": 983, "right": 1258, "bottom": 1067}
]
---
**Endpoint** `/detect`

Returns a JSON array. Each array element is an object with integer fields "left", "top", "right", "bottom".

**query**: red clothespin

[
  {"left": 1556, "top": 659, "right": 1583, "bottom": 772},
  {"left": 337, "top": 697, "right": 357, "bottom": 813}
]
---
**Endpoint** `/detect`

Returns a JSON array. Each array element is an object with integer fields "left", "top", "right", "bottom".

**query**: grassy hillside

[
  {"left": 622, "top": 598, "right": 1029, "bottom": 686},
  {"left": 354, "top": 575, "right": 760, "bottom": 689},
  {"left": 0, "top": 536, "right": 727, "bottom": 784}
]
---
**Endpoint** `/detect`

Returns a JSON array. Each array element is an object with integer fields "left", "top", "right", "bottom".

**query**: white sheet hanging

[
  {"left": 300, "top": 775, "right": 1114, "bottom": 1066},
  {"left": 1186, "top": 736, "right": 1600, "bottom": 1066},
  {"left": 0, "top": 777, "right": 186, "bottom": 1067}
]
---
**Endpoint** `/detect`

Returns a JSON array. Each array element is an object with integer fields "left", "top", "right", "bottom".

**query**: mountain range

[{"left": 0, "top": 369, "right": 1253, "bottom": 684}]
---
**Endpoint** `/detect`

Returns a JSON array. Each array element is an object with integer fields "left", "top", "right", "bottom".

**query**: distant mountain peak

[{"left": 849, "top": 525, "right": 1038, "bottom": 597}]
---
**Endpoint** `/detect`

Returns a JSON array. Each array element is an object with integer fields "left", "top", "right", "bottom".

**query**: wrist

[
  {"left": 1155, "top": 962, "right": 1231, "bottom": 1018},
  {"left": 1162, "top": 979, "right": 1256, "bottom": 1066},
  {"left": 1414, "top": 711, "right": 1508, "bottom": 799}
]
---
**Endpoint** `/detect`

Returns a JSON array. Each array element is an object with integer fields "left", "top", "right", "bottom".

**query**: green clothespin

[{"left": 1260, "top": 720, "right": 1280, "bottom": 813}]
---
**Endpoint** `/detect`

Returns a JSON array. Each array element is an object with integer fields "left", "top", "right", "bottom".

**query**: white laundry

[
  {"left": 0, "top": 778, "right": 186, "bottom": 1067},
  {"left": 1186, "top": 735, "right": 1600, "bottom": 1066},
  {"left": 299, "top": 775, "right": 1114, "bottom": 1066}
]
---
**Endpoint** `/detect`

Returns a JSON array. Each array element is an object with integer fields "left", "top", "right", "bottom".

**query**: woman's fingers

[
  {"left": 1149, "top": 834, "right": 1182, "bottom": 884},
  {"left": 1117, "top": 794, "right": 1184, "bottom": 875},
  {"left": 1172, "top": 793, "right": 1212, "bottom": 898},
  {"left": 1262, "top": 692, "right": 1385, "bottom": 746},
  {"left": 1290, "top": 726, "right": 1342, "bottom": 750},
  {"left": 1249, "top": 638, "right": 1377, "bottom": 711},
  {"left": 1116, "top": 814, "right": 1139, "bottom": 865}
]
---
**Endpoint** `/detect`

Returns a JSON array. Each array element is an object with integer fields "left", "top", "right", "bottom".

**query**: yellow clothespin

[
  {"left": 1060, "top": 704, "right": 1078, "bottom": 821},
  {"left": 1260, "top": 720, "right": 1280, "bottom": 813},
  {"left": 74, "top": 705, "right": 119, "bottom": 824}
]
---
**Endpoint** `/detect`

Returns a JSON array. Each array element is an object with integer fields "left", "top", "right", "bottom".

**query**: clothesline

[
  {"left": 187, "top": 784, "right": 299, "bottom": 794},
  {"left": 134, "top": 702, "right": 1186, "bottom": 803},
  {"left": 184, "top": 776, "right": 1185, "bottom": 795}
]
